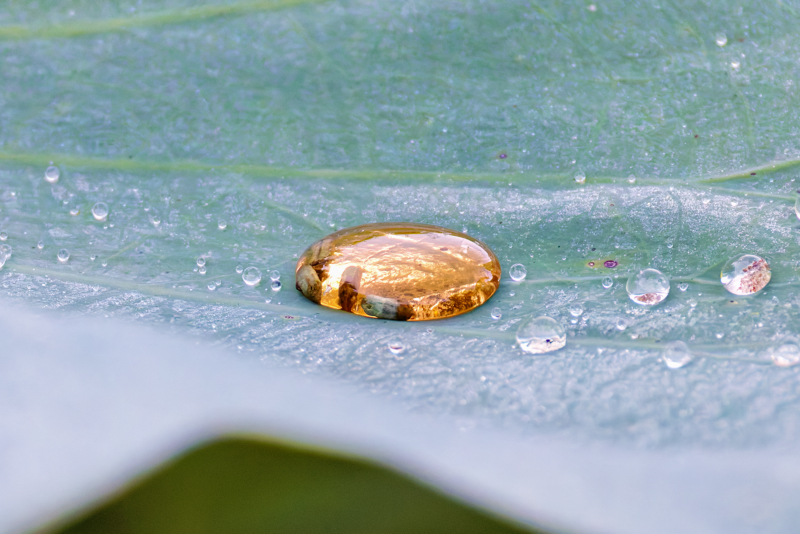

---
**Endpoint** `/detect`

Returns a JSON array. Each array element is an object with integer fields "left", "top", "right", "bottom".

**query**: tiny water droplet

[
  {"left": 491, "top": 307, "right": 502, "bottom": 320},
  {"left": 218, "top": 220, "right": 227, "bottom": 230},
  {"left": 196, "top": 257, "right": 206, "bottom": 267},
  {"left": 731, "top": 60, "right": 740, "bottom": 69},
  {"left": 90, "top": 254, "right": 97, "bottom": 261},
  {"left": 101, "top": 261, "right": 108, "bottom": 267},
  {"left": 150, "top": 214, "right": 161, "bottom": 227},
  {"left": 236, "top": 265, "right": 243, "bottom": 274},
  {"left": 242, "top": 266, "right": 262, "bottom": 286},
  {"left": 69, "top": 207, "right": 80, "bottom": 216},
  {"left": 509, "top": 263, "right": 527, "bottom": 281},
  {"left": 271, "top": 280, "right": 282, "bottom": 291},
  {"left": 769, "top": 337, "right": 800, "bottom": 367},
  {"left": 0, "top": 232, "right": 7, "bottom": 241},
  {"left": 602, "top": 276, "right": 613, "bottom": 289},
  {"left": 663, "top": 341, "right": 692, "bottom": 369},
  {"left": 569, "top": 302, "right": 584, "bottom": 317},
  {"left": 588, "top": 4, "right": 596, "bottom": 11},
  {"left": 270, "top": 270, "right": 280, "bottom": 281},
  {"left": 198, "top": 265, "right": 207, "bottom": 275},
  {"left": 92, "top": 202, "right": 109, "bottom": 221},
  {"left": 388, "top": 341, "right": 406, "bottom": 355},
  {"left": 207, "top": 282, "right": 216, "bottom": 291},
  {"left": 57, "top": 249, "right": 70, "bottom": 263},
  {"left": 626, "top": 268, "right": 670, "bottom": 305},
  {"left": 0, "top": 244, "right": 11, "bottom": 268},
  {"left": 721, "top": 254, "right": 770, "bottom": 295},
  {"left": 517, "top": 316, "right": 566, "bottom": 354},
  {"left": 37, "top": 240, "right": 44, "bottom": 250},
  {"left": 677, "top": 282, "right": 689, "bottom": 292},
  {"left": 574, "top": 171, "right": 586, "bottom": 184},
  {"left": 715, "top": 32, "right": 727, "bottom": 47},
  {"left": 716, "top": 333, "right": 724, "bottom": 339},
  {"left": 509, "top": 290, "right": 515, "bottom": 297},
  {"left": 615, "top": 317, "right": 628, "bottom": 331},
  {"left": 44, "top": 166, "right": 60, "bottom": 183},
  {"left": 627, "top": 174, "right": 636, "bottom": 184}
]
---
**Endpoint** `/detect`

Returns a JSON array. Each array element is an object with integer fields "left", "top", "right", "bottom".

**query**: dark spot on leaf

[
  {"left": 499, "top": 153, "right": 507, "bottom": 159},
  {"left": 694, "top": 134, "right": 699, "bottom": 138},
  {"left": 439, "top": 247, "right": 448, "bottom": 251},
  {"left": 604, "top": 260, "right": 618, "bottom": 268},
  {"left": 738, "top": 37, "right": 745, "bottom": 42},
  {"left": 588, "top": 261, "right": 595, "bottom": 266},
  {"left": 591, "top": 247, "right": 596, "bottom": 251},
  {"left": 750, "top": 172, "right": 756, "bottom": 175}
]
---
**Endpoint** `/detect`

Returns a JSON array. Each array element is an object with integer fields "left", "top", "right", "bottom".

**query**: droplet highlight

[
  {"left": 626, "top": 268, "right": 670, "bottom": 305},
  {"left": 516, "top": 316, "right": 566, "bottom": 354},
  {"left": 720, "top": 254, "right": 770, "bottom": 295}
]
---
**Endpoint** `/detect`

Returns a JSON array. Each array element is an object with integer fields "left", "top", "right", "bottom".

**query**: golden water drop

[{"left": 295, "top": 222, "right": 501, "bottom": 321}]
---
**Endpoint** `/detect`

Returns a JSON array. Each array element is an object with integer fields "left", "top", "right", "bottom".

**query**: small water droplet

[
  {"left": 242, "top": 266, "right": 262, "bottom": 286},
  {"left": 626, "top": 268, "right": 670, "bottom": 305},
  {"left": 218, "top": 220, "right": 227, "bottom": 230},
  {"left": 198, "top": 265, "right": 207, "bottom": 275},
  {"left": 69, "top": 207, "right": 80, "bottom": 216},
  {"left": 207, "top": 282, "right": 216, "bottom": 291},
  {"left": 150, "top": 214, "right": 161, "bottom": 227},
  {"left": 731, "top": 60, "right": 740, "bottom": 69},
  {"left": 90, "top": 254, "right": 97, "bottom": 261},
  {"left": 627, "top": 174, "right": 636, "bottom": 184},
  {"left": 615, "top": 317, "right": 628, "bottom": 331},
  {"left": 517, "top": 316, "right": 566, "bottom": 354},
  {"left": 44, "top": 166, "right": 60, "bottom": 184},
  {"left": 702, "top": 198, "right": 710, "bottom": 205},
  {"left": 236, "top": 265, "right": 244, "bottom": 274},
  {"left": 388, "top": 341, "right": 406, "bottom": 355},
  {"left": 196, "top": 257, "right": 206, "bottom": 267},
  {"left": 715, "top": 32, "right": 727, "bottom": 47},
  {"left": 509, "top": 290, "right": 515, "bottom": 297},
  {"left": 769, "top": 337, "right": 800, "bottom": 367},
  {"left": 0, "top": 232, "right": 7, "bottom": 241},
  {"left": 271, "top": 280, "right": 282, "bottom": 291},
  {"left": 91, "top": 202, "right": 109, "bottom": 221},
  {"left": 588, "top": 4, "right": 596, "bottom": 11},
  {"left": 795, "top": 195, "right": 800, "bottom": 220},
  {"left": 721, "top": 254, "right": 770, "bottom": 295},
  {"left": 509, "top": 263, "right": 527, "bottom": 281},
  {"left": 716, "top": 333, "right": 724, "bottom": 339},
  {"left": 677, "top": 282, "right": 689, "bottom": 292},
  {"left": 101, "top": 261, "right": 108, "bottom": 267},
  {"left": 602, "top": 276, "right": 613, "bottom": 289},
  {"left": 663, "top": 341, "right": 692, "bottom": 369},
  {"left": 0, "top": 244, "right": 11, "bottom": 268},
  {"left": 57, "top": 249, "right": 70, "bottom": 263},
  {"left": 574, "top": 171, "right": 586, "bottom": 184},
  {"left": 491, "top": 307, "right": 502, "bottom": 320},
  {"left": 37, "top": 240, "right": 44, "bottom": 250},
  {"left": 569, "top": 302, "right": 584, "bottom": 317},
  {"left": 270, "top": 270, "right": 281, "bottom": 281}
]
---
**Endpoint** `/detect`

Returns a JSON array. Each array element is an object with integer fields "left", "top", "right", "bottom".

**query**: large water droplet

[
  {"left": 242, "top": 266, "right": 262, "bottom": 286},
  {"left": 720, "top": 254, "right": 770, "bottom": 295},
  {"left": 602, "top": 276, "right": 613, "bottom": 289},
  {"left": 574, "top": 171, "right": 586, "bottom": 184},
  {"left": 92, "top": 202, "right": 109, "bottom": 221},
  {"left": 0, "top": 244, "right": 11, "bottom": 268},
  {"left": 626, "top": 268, "right": 670, "bottom": 305},
  {"left": 769, "top": 337, "right": 800, "bottom": 367},
  {"left": 516, "top": 316, "right": 566, "bottom": 354},
  {"left": 490, "top": 307, "right": 502, "bottom": 320},
  {"left": 663, "top": 341, "right": 692, "bottom": 369},
  {"left": 57, "top": 249, "right": 70, "bottom": 263},
  {"left": 509, "top": 263, "right": 527, "bottom": 281},
  {"left": 715, "top": 32, "right": 727, "bottom": 46},
  {"left": 44, "top": 166, "right": 60, "bottom": 184}
]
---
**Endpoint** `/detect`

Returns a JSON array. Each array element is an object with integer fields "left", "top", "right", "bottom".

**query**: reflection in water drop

[
  {"left": 574, "top": 171, "right": 586, "bottom": 184},
  {"left": 44, "top": 166, "right": 60, "bottom": 184},
  {"left": 0, "top": 232, "right": 7, "bottom": 241},
  {"left": 715, "top": 32, "right": 727, "bottom": 46},
  {"left": 516, "top": 316, "right": 566, "bottom": 354},
  {"left": 770, "top": 337, "right": 800, "bottom": 367},
  {"left": 626, "top": 268, "right": 670, "bottom": 305},
  {"left": 218, "top": 220, "right": 227, "bottom": 230},
  {"left": 720, "top": 254, "right": 770, "bottom": 295},
  {"left": 236, "top": 265, "right": 243, "bottom": 274},
  {"left": 92, "top": 202, "right": 109, "bottom": 221},
  {"left": 509, "top": 263, "right": 527, "bottom": 281},
  {"left": 270, "top": 270, "right": 281, "bottom": 281},
  {"left": 57, "top": 249, "right": 70, "bottom": 263},
  {"left": 388, "top": 341, "right": 406, "bottom": 355},
  {"left": 242, "top": 266, "right": 262, "bottom": 286},
  {"left": 271, "top": 280, "right": 282, "bottom": 291},
  {"left": 602, "top": 276, "right": 613, "bottom": 289},
  {"left": 490, "top": 307, "right": 502, "bottom": 320},
  {"left": 677, "top": 282, "right": 689, "bottom": 292},
  {"left": 0, "top": 244, "right": 11, "bottom": 268},
  {"left": 663, "top": 341, "right": 692, "bottom": 369},
  {"left": 569, "top": 302, "right": 584, "bottom": 317}
]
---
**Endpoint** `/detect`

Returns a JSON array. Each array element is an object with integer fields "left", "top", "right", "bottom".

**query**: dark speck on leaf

[
  {"left": 694, "top": 134, "right": 699, "bottom": 138},
  {"left": 591, "top": 247, "right": 596, "bottom": 251},
  {"left": 588, "top": 261, "right": 595, "bottom": 266},
  {"left": 499, "top": 153, "right": 507, "bottom": 159},
  {"left": 604, "top": 260, "right": 618, "bottom": 268},
  {"left": 750, "top": 172, "right": 756, "bottom": 175}
]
